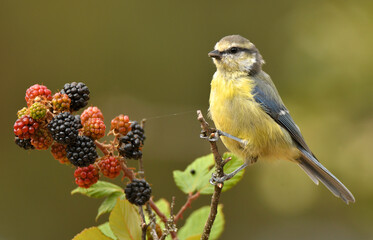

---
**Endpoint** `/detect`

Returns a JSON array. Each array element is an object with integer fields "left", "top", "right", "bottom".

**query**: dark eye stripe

[{"left": 221, "top": 47, "right": 255, "bottom": 55}]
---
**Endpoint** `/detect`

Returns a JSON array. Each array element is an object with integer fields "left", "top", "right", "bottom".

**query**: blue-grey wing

[{"left": 252, "top": 83, "right": 314, "bottom": 156}]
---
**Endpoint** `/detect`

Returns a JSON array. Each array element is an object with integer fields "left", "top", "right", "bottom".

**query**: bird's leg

[
  {"left": 210, "top": 162, "right": 249, "bottom": 184},
  {"left": 210, "top": 156, "right": 257, "bottom": 184},
  {"left": 217, "top": 130, "right": 247, "bottom": 146}
]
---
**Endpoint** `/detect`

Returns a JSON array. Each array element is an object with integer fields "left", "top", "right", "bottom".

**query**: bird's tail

[{"left": 297, "top": 148, "right": 355, "bottom": 204}]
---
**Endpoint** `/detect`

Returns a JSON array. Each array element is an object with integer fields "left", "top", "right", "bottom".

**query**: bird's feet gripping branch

[{"left": 198, "top": 114, "right": 252, "bottom": 185}]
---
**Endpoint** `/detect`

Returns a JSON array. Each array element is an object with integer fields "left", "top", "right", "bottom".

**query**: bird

[{"left": 207, "top": 35, "right": 355, "bottom": 204}]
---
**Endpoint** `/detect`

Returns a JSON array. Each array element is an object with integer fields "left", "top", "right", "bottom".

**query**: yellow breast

[{"left": 209, "top": 72, "right": 295, "bottom": 161}]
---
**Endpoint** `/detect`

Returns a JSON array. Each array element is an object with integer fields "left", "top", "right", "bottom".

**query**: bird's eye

[{"left": 229, "top": 47, "right": 239, "bottom": 54}]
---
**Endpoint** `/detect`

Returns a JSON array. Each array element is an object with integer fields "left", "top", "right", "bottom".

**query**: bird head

[{"left": 209, "top": 35, "right": 264, "bottom": 75}]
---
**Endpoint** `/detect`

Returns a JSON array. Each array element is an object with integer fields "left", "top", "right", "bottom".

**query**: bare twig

[
  {"left": 146, "top": 203, "right": 160, "bottom": 240},
  {"left": 94, "top": 140, "right": 110, "bottom": 156},
  {"left": 174, "top": 192, "right": 200, "bottom": 222},
  {"left": 197, "top": 110, "right": 224, "bottom": 240},
  {"left": 120, "top": 160, "right": 136, "bottom": 181},
  {"left": 139, "top": 206, "right": 147, "bottom": 240}
]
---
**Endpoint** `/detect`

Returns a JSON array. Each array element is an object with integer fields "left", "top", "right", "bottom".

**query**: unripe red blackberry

[
  {"left": 17, "top": 107, "right": 28, "bottom": 119},
  {"left": 66, "top": 136, "right": 98, "bottom": 167},
  {"left": 15, "top": 136, "right": 35, "bottom": 150},
  {"left": 29, "top": 102, "right": 47, "bottom": 121},
  {"left": 98, "top": 156, "right": 121, "bottom": 179},
  {"left": 74, "top": 164, "right": 99, "bottom": 188},
  {"left": 48, "top": 112, "right": 82, "bottom": 144},
  {"left": 51, "top": 142, "right": 69, "bottom": 164},
  {"left": 82, "top": 118, "right": 106, "bottom": 140},
  {"left": 13, "top": 115, "right": 39, "bottom": 139},
  {"left": 25, "top": 84, "right": 52, "bottom": 106},
  {"left": 31, "top": 128, "right": 54, "bottom": 150},
  {"left": 60, "top": 82, "right": 90, "bottom": 111},
  {"left": 118, "top": 121, "right": 145, "bottom": 160},
  {"left": 125, "top": 179, "right": 152, "bottom": 206},
  {"left": 81, "top": 106, "right": 104, "bottom": 125},
  {"left": 52, "top": 92, "right": 71, "bottom": 113},
  {"left": 110, "top": 114, "right": 131, "bottom": 135}
]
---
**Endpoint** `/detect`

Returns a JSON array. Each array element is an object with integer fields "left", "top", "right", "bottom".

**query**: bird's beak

[{"left": 208, "top": 50, "right": 222, "bottom": 60}]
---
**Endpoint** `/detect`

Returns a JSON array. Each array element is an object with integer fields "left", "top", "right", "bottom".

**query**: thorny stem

[
  {"left": 174, "top": 192, "right": 200, "bottom": 222},
  {"left": 120, "top": 160, "right": 136, "bottom": 181},
  {"left": 197, "top": 110, "right": 225, "bottom": 240}
]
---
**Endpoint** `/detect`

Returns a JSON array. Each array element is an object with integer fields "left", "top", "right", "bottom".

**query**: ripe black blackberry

[
  {"left": 66, "top": 136, "right": 98, "bottom": 167},
  {"left": 48, "top": 112, "right": 82, "bottom": 144},
  {"left": 118, "top": 121, "right": 145, "bottom": 160},
  {"left": 60, "top": 82, "right": 90, "bottom": 111},
  {"left": 15, "top": 136, "right": 35, "bottom": 150},
  {"left": 125, "top": 179, "right": 152, "bottom": 206}
]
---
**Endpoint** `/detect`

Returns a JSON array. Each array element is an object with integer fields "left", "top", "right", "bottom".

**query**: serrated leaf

[
  {"left": 96, "top": 192, "right": 124, "bottom": 221},
  {"left": 109, "top": 198, "right": 141, "bottom": 240},
  {"left": 173, "top": 153, "right": 244, "bottom": 194},
  {"left": 73, "top": 227, "right": 112, "bottom": 240},
  {"left": 98, "top": 222, "right": 118, "bottom": 240},
  {"left": 178, "top": 205, "right": 224, "bottom": 240},
  {"left": 71, "top": 181, "right": 123, "bottom": 198}
]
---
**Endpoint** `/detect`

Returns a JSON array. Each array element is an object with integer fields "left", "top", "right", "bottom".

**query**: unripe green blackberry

[
  {"left": 124, "top": 179, "right": 152, "bottom": 206},
  {"left": 15, "top": 136, "right": 34, "bottom": 150},
  {"left": 66, "top": 136, "right": 98, "bottom": 167},
  {"left": 17, "top": 107, "right": 28, "bottom": 119},
  {"left": 60, "top": 82, "right": 90, "bottom": 111},
  {"left": 48, "top": 112, "right": 82, "bottom": 144},
  {"left": 29, "top": 102, "right": 47, "bottom": 121}
]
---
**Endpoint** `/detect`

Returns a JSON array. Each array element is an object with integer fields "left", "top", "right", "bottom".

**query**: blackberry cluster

[
  {"left": 48, "top": 112, "right": 82, "bottom": 144},
  {"left": 125, "top": 179, "right": 152, "bottom": 206},
  {"left": 66, "top": 136, "right": 98, "bottom": 167},
  {"left": 60, "top": 82, "right": 90, "bottom": 111},
  {"left": 118, "top": 121, "right": 145, "bottom": 160},
  {"left": 15, "top": 136, "right": 34, "bottom": 150},
  {"left": 51, "top": 142, "right": 69, "bottom": 164}
]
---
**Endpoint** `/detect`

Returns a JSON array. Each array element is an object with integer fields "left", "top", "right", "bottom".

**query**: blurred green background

[{"left": 1, "top": 0, "right": 373, "bottom": 239}]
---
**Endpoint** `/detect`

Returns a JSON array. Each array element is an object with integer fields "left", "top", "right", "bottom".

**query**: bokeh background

[{"left": 1, "top": 0, "right": 373, "bottom": 239}]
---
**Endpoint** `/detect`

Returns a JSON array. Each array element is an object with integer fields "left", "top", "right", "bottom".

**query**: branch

[
  {"left": 174, "top": 192, "right": 200, "bottom": 222},
  {"left": 149, "top": 198, "right": 178, "bottom": 240},
  {"left": 139, "top": 206, "right": 147, "bottom": 240},
  {"left": 197, "top": 110, "right": 225, "bottom": 240},
  {"left": 120, "top": 160, "right": 136, "bottom": 181},
  {"left": 94, "top": 140, "right": 110, "bottom": 156}
]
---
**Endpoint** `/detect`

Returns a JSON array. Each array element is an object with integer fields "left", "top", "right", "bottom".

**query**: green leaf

[
  {"left": 71, "top": 181, "right": 123, "bottom": 198},
  {"left": 109, "top": 198, "right": 142, "bottom": 240},
  {"left": 98, "top": 222, "right": 118, "bottom": 240},
  {"left": 73, "top": 227, "right": 112, "bottom": 240},
  {"left": 178, "top": 205, "right": 224, "bottom": 240},
  {"left": 96, "top": 192, "right": 124, "bottom": 221},
  {"left": 173, "top": 153, "right": 245, "bottom": 194}
]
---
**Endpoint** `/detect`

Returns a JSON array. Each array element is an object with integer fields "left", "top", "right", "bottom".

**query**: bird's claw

[
  {"left": 200, "top": 130, "right": 220, "bottom": 142},
  {"left": 209, "top": 172, "right": 230, "bottom": 185}
]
